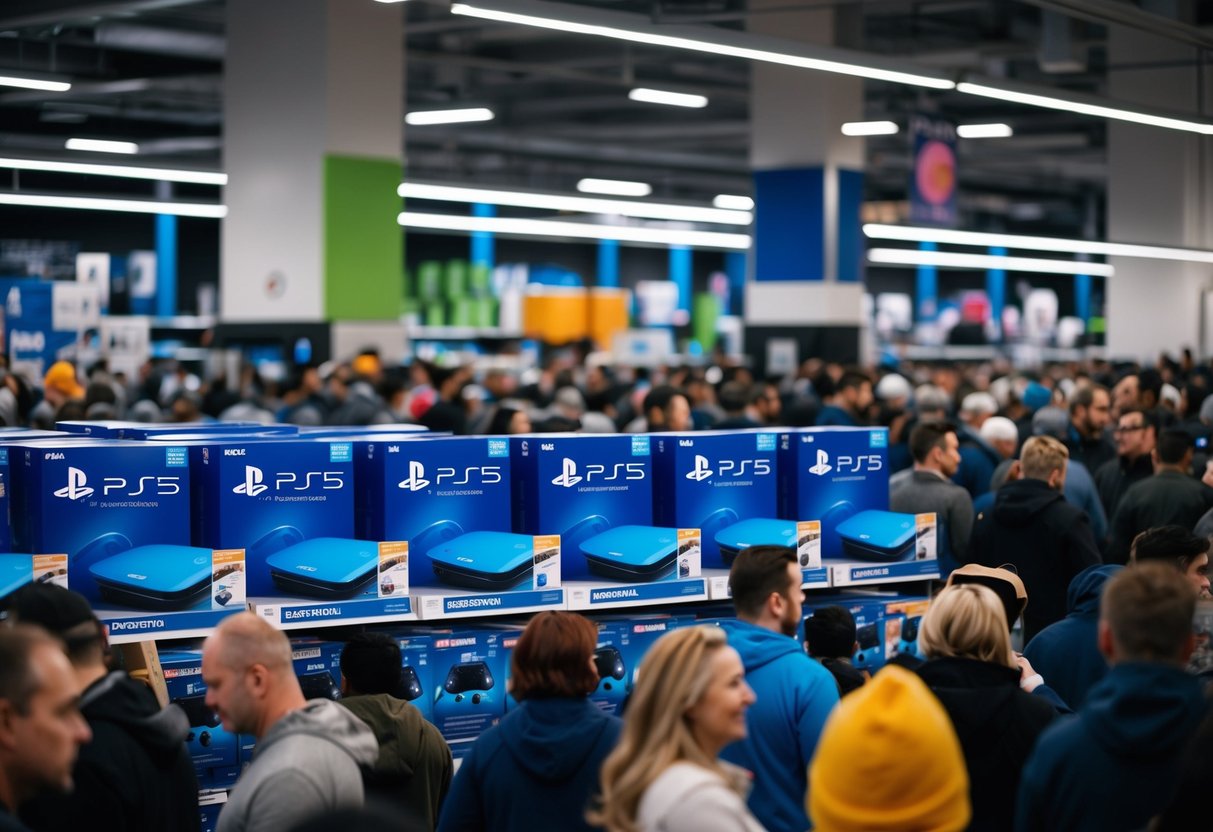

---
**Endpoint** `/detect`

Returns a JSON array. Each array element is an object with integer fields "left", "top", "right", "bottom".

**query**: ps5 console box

[
  {"left": 803, "top": 594, "right": 889, "bottom": 673},
  {"left": 387, "top": 632, "right": 435, "bottom": 722},
  {"left": 777, "top": 427, "right": 890, "bottom": 560},
  {"left": 188, "top": 438, "right": 355, "bottom": 596},
  {"left": 159, "top": 647, "right": 240, "bottom": 789},
  {"left": 288, "top": 637, "right": 345, "bottom": 701},
  {"left": 651, "top": 431, "right": 779, "bottom": 568},
  {"left": 12, "top": 439, "right": 244, "bottom": 636},
  {"left": 425, "top": 628, "right": 508, "bottom": 758},
  {"left": 55, "top": 421, "right": 292, "bottom": 438}
]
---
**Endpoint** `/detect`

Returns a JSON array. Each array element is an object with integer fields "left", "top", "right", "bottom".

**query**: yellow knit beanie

[{"left": 808, "top": 665, "right": 970, "bottom": 832}]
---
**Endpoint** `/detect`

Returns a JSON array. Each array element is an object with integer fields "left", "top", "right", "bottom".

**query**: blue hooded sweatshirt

[
  {"left": 719, "top": 619, "right": 840, "bottom": 832},
  {"left": 1015, "top": 663, "right": 1207, "bottom": 832},
  {"left": 1022, "top": 564, "right": 1121, "bottom": 710},
  {"left": 436, "top": 697, "right": 621, "bottom": 832}
]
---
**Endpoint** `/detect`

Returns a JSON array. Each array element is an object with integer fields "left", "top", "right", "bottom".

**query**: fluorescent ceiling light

[
  {"left": 863, "top": 224, "right": 1213, "bottom": 264},
  {"left": 713, "top": 194, "right": 754, "bottom": 211},
  {"left": 628, "top": 87, "right": 708, "bottom": 108},
  {"left": 0, "top": 74, "right": 71, "bottom": 92},
  {"left": 399, "top": 181, "right": 750, "bottom": 225},
  {"left": 867, "top": 247, "right": 1114, "bottom": 277},
  {"left": 65, "top": 138, "right": 139, "bottom": 155},
  {"left": 957, "top": 79, "right": 1213, "bottom": 135},
  {"left": 841, "top": 120, "right": 899, "bottom": 137},
  {"left": 0, "top": 192, "right": 226, "bottom": 218},
  {"left": 451, "top": 0, "right": 955, "bottom": 90},
  {"left": 577, "top": 178, "right": 651, "bottom": 197},
  {"left": 0, "top": 157, "right": 226, "bottom": 185},
  {"left": 399, "top": 211, "right": 750, "bottom": 250},
  {"left": 957, "top": 123, "right": 1013, "bottom": 139},
  {"left": 405, "top": 107, "right": 494, "bottom": 126}
]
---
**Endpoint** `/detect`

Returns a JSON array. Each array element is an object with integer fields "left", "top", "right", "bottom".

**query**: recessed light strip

[
  {"left": 956, "top": 123, "right": 1013, "bottom": 138},
  {"left": 399, "top": 182, "right": 750, "bottom": 225},
  {"left": 957, "top": 80, "right": 1213, "bottom": 135},
  {"left": 399, "top": 211, "right": 751, "bottom": 250},
  {"left": 0, "top": 74, "right": 71, "bottom": 92},
  {"left": 65, "top": 138, "right": 139, "bottom": 155},
  {"left": 841, "top": 120, "right": 900, "bottom": 136},
  {"left": 0, "top": 192, "right": 226, "bottom": 218},
  {"left": 450, "top": 1, "right": 954, "bottom": 90},
  {"left": 0, "top": 157, "right": 226, "bottom": 185},
  {"left": 405, "top": 107, "right": 494, "bottom": 125},
  {"left": 577, "top": 177, "right": 651, "bottom": 197},
  {"left": 628, "top": 87, "right": 708, "bottom": 108},
  {"left": 863, "top": 224, "right": 1213, "bottom": 264},
  {"left": 867, "top": 247, "right": 1114, "bottom": 277}
]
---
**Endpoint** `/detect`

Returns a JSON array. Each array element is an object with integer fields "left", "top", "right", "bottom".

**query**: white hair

[
  {"left": 980, "top": 416, "right": 1019, "bottom": 444},
  {"left": 961, "top": 392, "right": 998, "bottom": 417}
]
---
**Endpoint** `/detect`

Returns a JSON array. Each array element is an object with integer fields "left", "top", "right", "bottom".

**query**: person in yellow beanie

[{"left": 807, "top": 664, "right": 970, "bottom": 832}]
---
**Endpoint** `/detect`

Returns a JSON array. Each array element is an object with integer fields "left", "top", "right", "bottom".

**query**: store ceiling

[{"left": 0, "top": 0, "right": 1208, "bottom": 238}]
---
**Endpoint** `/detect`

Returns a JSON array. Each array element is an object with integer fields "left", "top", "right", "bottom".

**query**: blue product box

[
  {"left": 427, "top": 628, "right": 507, "bottom": 755},
  {"left": 0, "top": 553, "right": 35, "bottom": 601},
  {"left": 777, "top": 428, "right": 890, "bottom": 560},
  {"left": 198, "top": 791, "right": 227, "bottom": 832},
  {"left": 883, "top": 596, "right": 931, "bottom": 660},
  {"left": 298, "top": 425, "right": 431, "bottom": 438},
  {"left": 121, "top": 424, "right": 300, "bottom": 440},
  {"left": 390, "top": 632, "right": 435, "bottom": 722},
  {"left": 591, "top": 620, "right": 634, "bottom": 715},
  {"left": 652, "top": 431, "right": 779, "bottom": 568},
  {"left": 289, "top": 637, "right": 345, "bottom": 701},
  {"left": 188, "top": 439, "right": 355, "bottom": 597},
  {"left": 596, "top": 614, "right": 692, "bottom": 697},
  {"left": 12, "top": 440, "right": 198, "bottom": 608},
  {"left": 512, "top": 435, "right": 654, "bottom": 581},
  {"left": 160, "top": 648, "right": 240, "bottom": 789},
  {"left": 356, "top": 436, "right": 516, "bottom": 588}
]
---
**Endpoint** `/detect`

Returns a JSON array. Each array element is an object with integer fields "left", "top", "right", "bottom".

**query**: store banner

[
  {"left": 908, "top": 115, "right": 958, "bottom": 227},
  {"left": 0, "top": 279, "right": 99, "bottom": 379}
]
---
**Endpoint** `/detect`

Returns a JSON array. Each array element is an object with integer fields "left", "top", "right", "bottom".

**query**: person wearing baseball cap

[{"left": 8, "top": 584, "right": 200, "bottom": 832}]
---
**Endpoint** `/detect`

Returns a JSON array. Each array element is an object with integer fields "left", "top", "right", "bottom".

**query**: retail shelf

[
  {"left": 565, "top": 578, "right": 709, "bottom": 611},
  {"left": 828, "top": 558, "right": 940, "bottom": 588},
  {"left": 248, "top": 595, "right": 417, "bottom": 630}
]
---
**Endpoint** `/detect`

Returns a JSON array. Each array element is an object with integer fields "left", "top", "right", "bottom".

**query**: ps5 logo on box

[
  {"left": 808, "top": 450, "right": 882, "bottom": 476},
  {"left": 53, "top": 466, "right": 181, "bottom": 500},
  {"left": 231, "top": 464, "right": 344, "bottom": 496},
  {"left": 551, "top": 457, "right": 644, "bottom": 488},
  {"left": 684, "top": 454, "right": 770, "bottom": 482},
  {"left": 397, "top": 460, "right": 501, "bottom": 491}
]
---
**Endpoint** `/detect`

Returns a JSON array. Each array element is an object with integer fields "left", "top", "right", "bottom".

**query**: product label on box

[
  {"left": 796, "top": 521, "right": 822, "bottom": 569},
  {"left": 631, "top": 436, "right": 650, "bottom": 456},
  {"left": 211, "top": 549, "right": 245, "bottom": 610},
  {"left": 441, "top": 588, "right": 563, "bottom": 615},
  {"left": 916, "top": 514, "right": 937, "bottom": 561},
  {"left": 801, "top": 567, "right": 830, "bottom": 586},
  {"left": 487, "top": 439, "right": 508, "bottom": 458},
  {"left": 329, "top": 443, "right": 352, "bottom": 463},
  {"left": 833, "top": 560, "right": 941, "bottom": 586},
  {"left": 270, "top": 596, "right": 414, "bottom": 623},
  {"left": 378, "top": 542, "right": 409, "bottom": 598},
  {"left": 532, "top": 535, "right": 560, "bottom": 589},
  {"left": 676, "top": 529, "right": 702, "bottom": 579},
  {"left": 31, "top": 554, "right": 68, "bottom": 589},
  {"left": 165, "top": 446, "right": 188, "bottom": 467}
]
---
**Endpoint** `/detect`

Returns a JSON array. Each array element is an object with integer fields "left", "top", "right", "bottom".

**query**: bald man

[{"left": 203, "top": 614, "right": 377, "bottom": 832}]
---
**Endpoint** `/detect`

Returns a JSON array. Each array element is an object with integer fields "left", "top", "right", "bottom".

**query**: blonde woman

[
  {"left": 917, "top": 584, "right": 1057, "bottom": 832},
  {"left": 591, "top": 626, "right": 764, "bottom": 832}
]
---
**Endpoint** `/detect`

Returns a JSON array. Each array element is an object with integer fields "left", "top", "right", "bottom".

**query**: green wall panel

[{"left": 324, "top": 155, "right": 403, "bottom": 319}]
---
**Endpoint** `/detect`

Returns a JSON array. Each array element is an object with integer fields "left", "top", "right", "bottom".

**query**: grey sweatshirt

[{"left": 217, "top": 699, "right": 379, "bottom": 832}]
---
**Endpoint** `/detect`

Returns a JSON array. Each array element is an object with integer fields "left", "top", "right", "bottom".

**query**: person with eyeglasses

[{"left": 1094, "top": 407, "right": 1159, "bottom": 520}]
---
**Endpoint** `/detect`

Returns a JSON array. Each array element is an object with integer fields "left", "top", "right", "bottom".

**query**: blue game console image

[
  {"left": 409, "top": 519, "right": 466, "bottom": 556},
  {"left": 89, "top": 545, "right": 214, "bottom": 611},
  {"left": 434, "top": 661, "right": 495, "bottom": 718},
  {"left": 696, "top": 507, "right": 740, "bottom": 545},
  {"left": 854, "top": 621, "right": 883, "bottom": 669},
  {"left": 593, "top": 645, "right": 630, "bottom": 707},
  {"left": 425, "top": 531, "right": 535, "bottom": 591},
  {"left": 175, "top": 694, "right": 236, "bottom": 761},
  {"left": 75, "top": 531, "right": 135, "bottom": 571},
  {"left": 0, "top": 554, "right": 33, "bottom": 600},
  {"left": 898, "top": 615, "right": 923, "bottom": 657},
  {"left": 562, "top": 514, "right": 612, "bottom": 553},
  {"left": 264, "top": 538, "right": 378, "bottom": 599},
  {"left": 579, "top": 525, "right": 679, "bottom": 582},
  {"left": 835, "top": 510, "right": 917, "bottom": 561},
  {"left": 398, "top": 665, "right": 424, "bottom": 702},
  {"left": 247, "top": 525, "right": 306, "bottom": 563},
  {"left": 298, "top": 671, "right": 341, "bottom": 701},
  {"left": 714, "top": 518, "right": 798, "bottom": 566}
]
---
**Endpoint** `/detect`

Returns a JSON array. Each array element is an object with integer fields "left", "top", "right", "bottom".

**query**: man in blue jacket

[
  {"left": 1022, "top": 564, "right": 1121, "bottom": 710},
  {"left": 1015, "top": 564, "right": 1206, "bottom": 832},
  {"left": 720, "top": 546, "right": 840, "bottom": 832}
]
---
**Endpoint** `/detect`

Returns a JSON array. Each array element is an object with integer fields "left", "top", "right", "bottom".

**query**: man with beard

[
  {"left": 719, "top": 546, "right": 839, "bottom": 832},
  {"left": 1068, "top": 385, "right": 1115, "bottom": 472}
]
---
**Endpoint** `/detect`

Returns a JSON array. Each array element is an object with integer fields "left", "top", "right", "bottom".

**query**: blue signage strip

[
  {"left": 846, "top": 560, "right": 940, "bottom": 584},
  {"left": 101, "top": 608, "right": 239, "bottom": 637},
  {"left": 589, "top": 579, "right": 707, "bottom": 605},
  {"left": 801, "top": 567, "right": 830, "bottom": 586},
  {"left": 442, "top": 589, "right": 563, "bottom": 615},
  {"left": 279, "top": 596, "right": 413, "bottom": 623}
]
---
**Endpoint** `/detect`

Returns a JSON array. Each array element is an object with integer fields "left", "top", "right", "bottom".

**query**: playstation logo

[
  {"left": 53, "top": 467, "right": 94, "bottom": 500},
  {"left": 397, "top": 460, "right": 431, "bottom": 492},
  {"left": 685, "top": 454, "right": 713, "bottom": 482},
  {"left": 809, "top": 449, "right": 832, "bottom": 476},
  {"left": 233, "top": 465, "right": 269, "bottom": 497},
  {"left": 551, "top": 458, "right": 583, "bottom": 488}
]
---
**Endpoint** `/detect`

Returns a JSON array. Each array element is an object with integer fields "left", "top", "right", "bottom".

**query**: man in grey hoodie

[{"left": 203, "top": 614, "right": 378, "bottom": 832}]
